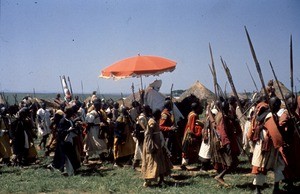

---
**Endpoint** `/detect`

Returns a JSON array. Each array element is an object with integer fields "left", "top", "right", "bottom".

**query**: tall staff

[
  {"left": 131, "top": 82, "right": 136, "bottom": 102},
  {"left": 290, "top": 35, "right": 294, "bottom": 95},
  {"left": 220, "top": 57, "right": 243, "bottom": 113},
  {"left": 269, "top": 60, "right": 300, "bottom": 139},
  {"left": 246, "top": 63, "right": 259, "bottom": 92},
  {"left": 209, "top": 43, "right": 218, "bottom": 99},
  {"left": 170, "top": 83, "right": 177, "bottom": 127},
  {"left": 244, "top": 26, "right": 268, "bottom": 98},
  {"left": 67, "top": 76, "right": 73, "bottom": 97},
  {"left": 59, "top": 76, "right": 64, "bottom": 96}
]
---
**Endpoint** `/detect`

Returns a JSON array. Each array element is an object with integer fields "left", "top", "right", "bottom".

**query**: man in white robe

[{"left": 144, "top": 80, "right": 183, "bottom": 121}]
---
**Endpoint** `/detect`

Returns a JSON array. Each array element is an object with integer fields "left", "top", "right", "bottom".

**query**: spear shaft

[
  {"left": 131, "top": 82, "right": 136, "bottom": 101},
  {"left": 209, "top": 43, "right": 218, "bottom": 98},
  {"left": 221, "top": 57, "right": 243, "bottom": 112},
  {"left": 59, "top": 76, "right": 64, "bottom": 95},
  {"left": 290, "top": 35, "right": 294, "bottom": 95},
  {"left": 244, "top": 26, "right": 268, "bottom": 97},
  {"left": 246, "top": 63, "right": 259, "bottom": 92},
  {"left": 67, "top": 76, "right": 73, "bottom": 96},
  {"left": 269, "top": 60, "right": 300, "bottom": 139}
]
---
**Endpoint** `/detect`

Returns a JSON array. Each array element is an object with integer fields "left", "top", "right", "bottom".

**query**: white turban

[{"left": 149, "top": 80, "right": 162, "bottom": 91}]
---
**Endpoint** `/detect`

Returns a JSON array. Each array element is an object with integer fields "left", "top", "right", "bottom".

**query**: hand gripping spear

[{"left": 244, "top": 26, "right": 269, "bottom": 98}]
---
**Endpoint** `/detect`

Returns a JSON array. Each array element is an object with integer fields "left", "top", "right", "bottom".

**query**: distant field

[{"left": 1, "top": 92, "right": 126, "bottom": 105}]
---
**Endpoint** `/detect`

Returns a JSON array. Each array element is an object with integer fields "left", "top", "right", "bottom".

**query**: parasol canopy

[{"left": 99, "top": 55, "right": 176, "bottom": 79}]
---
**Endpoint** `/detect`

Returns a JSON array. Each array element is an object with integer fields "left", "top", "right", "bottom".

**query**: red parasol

[{"left": 99, "top": 55, "right": 176, "bottom": 79}]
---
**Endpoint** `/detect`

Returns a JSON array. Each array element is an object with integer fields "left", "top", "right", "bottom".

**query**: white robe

[
  {"left": 36, "top": 108, "right": 51, "bottom": 136},
  {"left": 144, "top": 87, "right": 184, "bottom": 121},
  {"left": 84, "top": 110, "right": 108, "bottom": 156}
]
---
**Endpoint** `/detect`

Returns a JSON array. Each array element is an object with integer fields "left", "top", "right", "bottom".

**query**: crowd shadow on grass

[
  {"left": 235, "top": 182, "right": 300, "bottom": 194},
  {"left": 235, "top": 182, "right": 257, "bottom": 190},
  {"left": 77, "top": 163, "right": 113, "bottom": 177},
  {"left": 231, "top": 166, "right": 251, "bottom": 174},
  {"left": 171, "top": 173, "right": 192, "bottom": 181},
  {"left": 145, "top": 180, "right": 191, "bottom": 188},
  {"left": 38, "top": 162, "right": 113, "bottom": 177},
  {"left": 235, "top": 182, "right": 277, "bottom": 193}
]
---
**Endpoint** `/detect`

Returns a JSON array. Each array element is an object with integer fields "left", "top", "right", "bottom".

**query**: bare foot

[{"left": 214, "top": 176, "right": 229, "bottom": 187}]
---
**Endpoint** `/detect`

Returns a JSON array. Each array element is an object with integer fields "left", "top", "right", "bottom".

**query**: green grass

[{"left": 0, "top": 149, "right": 296, "bottom": 194}]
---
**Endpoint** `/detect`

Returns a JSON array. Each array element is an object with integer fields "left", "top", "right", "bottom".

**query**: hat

[{"left": 149, "top": 80, "right": 162, "bottom": 91}]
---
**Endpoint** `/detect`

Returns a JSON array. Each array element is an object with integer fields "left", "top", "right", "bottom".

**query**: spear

[
  {"left": 170, "top": 83, "right": 177, "bottom": 127},
  {"left": 290, "top": 35, "right": 294, "bottom": 95},
  {"left": 246, "top": 63, "right": 259, "bottom": 92},
  {"left": 81, "top": 80, "right": 84, "bottom": 100},
  {"left": 269, "top": 60, "right": 300, "bottom": 139},
  {"left": 221, "top": 57, "right": 243, "bottom": 112},
  {"left": 59, "top": 76, "right": 64, "bottom": 96},
  {"left": 120, "top": 92, "right": 125, "bottom": 106},
  {"left": 224, "top": 82, "right": 228, "bottom": 97},
  {"left": 209, "top": 43, "right": 218, "bottom": 98},
  {"left": 67, "top": 76, "right": 73, "bottom": 96},
  {"left": 244, "top": 26, "right": 268, "bottom": 98}
]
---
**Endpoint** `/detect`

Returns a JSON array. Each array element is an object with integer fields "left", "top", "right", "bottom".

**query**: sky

[{"left": 0, "top": 0, "right": 299, "bottom": 96}]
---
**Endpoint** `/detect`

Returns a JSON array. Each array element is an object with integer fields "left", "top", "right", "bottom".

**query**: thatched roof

[
  {"left": 262, "top": 80, "right": 291, "bottom": 99},
  {"left": 227, "top": 92, "right": 250, "bottom": 100},
  {"left": 177, "top": 81, "right": 216, "bottom": 102},
  {"left": 119, "top": 92, "right": 142, "bottom": 108},
  {"left": 228, "top": 80, "right": 291, "bottom": 100}
]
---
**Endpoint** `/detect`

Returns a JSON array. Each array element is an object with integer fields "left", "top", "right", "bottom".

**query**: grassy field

[{"left": 1, "top": 145, "right": 295, "bottom": 194}]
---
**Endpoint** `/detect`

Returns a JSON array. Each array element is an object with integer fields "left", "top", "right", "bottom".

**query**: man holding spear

[{"left": 245, "top": 26, "right": 288, "bottom": 194}]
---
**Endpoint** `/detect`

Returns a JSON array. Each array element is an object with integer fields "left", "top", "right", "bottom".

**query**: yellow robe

[{"left": 141, "top": 118, "right": 173, "bottom": 181}]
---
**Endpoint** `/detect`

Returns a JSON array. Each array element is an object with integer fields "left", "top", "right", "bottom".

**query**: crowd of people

[{"left": 1, "top": 79, "right": 300, "bottom": 194}]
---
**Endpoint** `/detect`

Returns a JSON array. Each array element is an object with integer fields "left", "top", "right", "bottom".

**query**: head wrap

[{"left": 149, "top": 80, "right": 162, "bottom": 91}]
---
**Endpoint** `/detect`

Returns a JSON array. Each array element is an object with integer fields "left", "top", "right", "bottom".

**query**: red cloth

[
  {"left": 264, "top": 116, "right": 283, "bottom": 149},
  {"left": 159, "top": 109, "right": 174, "bottom": 132},
  {"left": 184, "top": 111, "right": 202, "bottom": 137}
]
